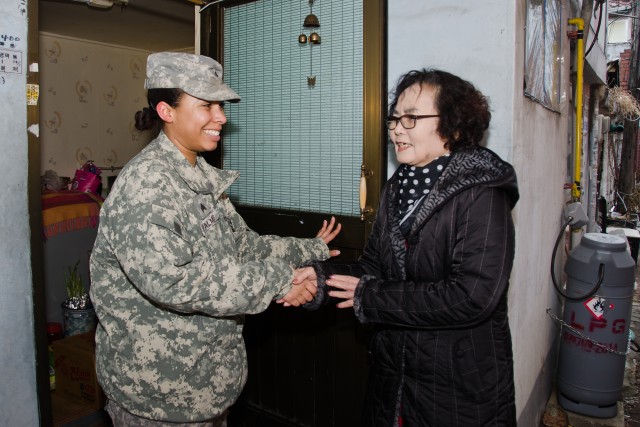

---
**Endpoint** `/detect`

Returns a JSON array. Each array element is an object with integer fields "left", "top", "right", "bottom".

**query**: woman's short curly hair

[{"left": 388, "top": 69, "right": 491, "bottom": 151}]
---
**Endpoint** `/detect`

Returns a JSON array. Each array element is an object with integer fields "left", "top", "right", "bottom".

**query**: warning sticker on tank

[{"left": 583, "top": 297, "right": 606, "bottom": 319}]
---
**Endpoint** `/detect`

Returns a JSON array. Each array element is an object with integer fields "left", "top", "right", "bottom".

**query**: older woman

[{"left": 295, "top": 69, "right": 519, "bottom": 426}]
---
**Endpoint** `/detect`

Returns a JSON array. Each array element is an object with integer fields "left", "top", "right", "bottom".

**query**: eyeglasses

[{"left": 386, "top": 114, "right": 440, "bottom": 130}]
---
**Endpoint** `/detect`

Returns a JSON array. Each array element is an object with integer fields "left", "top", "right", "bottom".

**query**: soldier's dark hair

[
  {"left": 134, "top": 88, "right": 185, "bottom": 131},
  {"left": 388, "top": 69, "right": 491, "bottom": 151}
]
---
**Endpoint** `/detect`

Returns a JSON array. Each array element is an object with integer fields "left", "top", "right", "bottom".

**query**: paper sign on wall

[{"left": 27, "top": 84, "right": 39, "bottom": 105}]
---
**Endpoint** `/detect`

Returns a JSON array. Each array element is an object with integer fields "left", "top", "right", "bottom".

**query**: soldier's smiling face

[{"left": 161, "top": 93, "right": 227, "bottom": 165}]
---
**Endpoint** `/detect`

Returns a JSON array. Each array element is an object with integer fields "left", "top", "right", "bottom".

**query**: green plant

[{"left": 64, "top": 260, "right": 85, "bottom": 299}]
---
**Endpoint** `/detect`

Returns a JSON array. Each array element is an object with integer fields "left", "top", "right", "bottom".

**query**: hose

[{"left": 550, "top": 216, "right": 606, "bottom": 300}]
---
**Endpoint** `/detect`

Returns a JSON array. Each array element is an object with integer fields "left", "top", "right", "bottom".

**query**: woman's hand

[
  {"left": 292, "top": 266, "right": 317, "bottom": 286},
  {"left": 326, "top": 274, "right": 359, "bottom": 308},
  {"left": 277, "top": 267, "right": 318, "bottom": 307},
  {"left": 278, "top": 281, "right": 317, "bottom": 307},
  {"left": 316, "top": 217, "right": 342, "bottom": 257}
]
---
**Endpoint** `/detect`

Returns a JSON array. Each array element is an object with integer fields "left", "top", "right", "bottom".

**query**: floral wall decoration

[{"left": 39, "top": 33, "right": 156, "bottom": 193}]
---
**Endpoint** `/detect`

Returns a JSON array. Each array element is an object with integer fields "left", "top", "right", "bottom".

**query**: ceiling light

[
  {"left": 69, "top": 0, "right": 114, "bottom": 9},
  {"left": 87, "top": 0, "right": 114, "bottom": 8}
]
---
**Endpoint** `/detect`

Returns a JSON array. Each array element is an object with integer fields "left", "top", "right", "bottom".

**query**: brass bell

[
  {"left": 309, "top": 32, "right": 321, "bottom": 44},
  {"left": 303, "top": 13, "right": 320, "bottom": 28},
  {"left": 298, "top": 33, "right": 307, "bottom": 44}
]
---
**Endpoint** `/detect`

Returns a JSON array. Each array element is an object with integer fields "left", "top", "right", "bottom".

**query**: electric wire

[
  {"left": 199, "top": 0, "right": 223, "bottom": 13},
  {"left": 585, "top": 0, "right": 605, "bottom": 56}
]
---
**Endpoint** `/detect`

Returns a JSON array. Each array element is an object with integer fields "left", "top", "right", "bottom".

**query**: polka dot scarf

[{"left": 397, "top": 154, "right": 451, "bottom": 237}]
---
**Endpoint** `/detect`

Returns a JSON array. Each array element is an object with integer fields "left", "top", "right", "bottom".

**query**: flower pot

[{"left": 62, "top": 307, "right": 97, "bottom": 337}]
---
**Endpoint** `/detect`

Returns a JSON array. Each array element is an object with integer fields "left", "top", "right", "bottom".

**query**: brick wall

[{"left": 619, "top": 49, "right": 631, "bottom": 90}]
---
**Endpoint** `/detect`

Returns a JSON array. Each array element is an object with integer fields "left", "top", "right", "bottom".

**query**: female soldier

[{"left": 90, "top": 52, "right": 340, "bottom": 426}]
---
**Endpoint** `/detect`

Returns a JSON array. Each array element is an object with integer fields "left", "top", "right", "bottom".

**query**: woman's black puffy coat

[{"left": 307, "top": 147, "right": 519, "bottom": 426}]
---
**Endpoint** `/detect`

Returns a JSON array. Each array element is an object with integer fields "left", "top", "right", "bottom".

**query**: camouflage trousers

[{"left": 106, "top": 400, "right": 228, "bottom": 427}]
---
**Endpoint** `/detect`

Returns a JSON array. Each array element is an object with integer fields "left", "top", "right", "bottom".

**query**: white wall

[
  {"left": 388, "top": 2, "right": 571, "bottom": 424},
  {"left": 387, "top": 2, "right": 516, "bottom": 164},
  {"left": 0, "top": 2, "right": 39, "bottom": 425}
]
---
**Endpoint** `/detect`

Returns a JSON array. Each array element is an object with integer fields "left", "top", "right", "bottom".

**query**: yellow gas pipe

[{"left": 568, "top": 18, "right": 584, "bottom": 202}]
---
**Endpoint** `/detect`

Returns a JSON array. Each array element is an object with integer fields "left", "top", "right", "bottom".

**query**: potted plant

[{"left": 61, "top": 259, "right": 96, "bottom": 337}]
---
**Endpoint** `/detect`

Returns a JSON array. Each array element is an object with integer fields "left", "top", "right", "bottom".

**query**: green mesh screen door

[{"left": 222, "top": 0, "right": 363, "bottom": 216}]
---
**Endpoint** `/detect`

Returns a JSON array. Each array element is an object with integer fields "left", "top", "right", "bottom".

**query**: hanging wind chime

[{"left": 298, "top": 0, "right": 321, "bottom": 87}]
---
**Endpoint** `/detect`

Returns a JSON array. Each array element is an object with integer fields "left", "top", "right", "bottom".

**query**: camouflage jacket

[{"left": 90, "top": 131, "right": 329, "bottom": 422}]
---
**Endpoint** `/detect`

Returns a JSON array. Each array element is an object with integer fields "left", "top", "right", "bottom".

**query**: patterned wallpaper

[{"left": 39, "top": 33, "right": 155, "bottom": 193}]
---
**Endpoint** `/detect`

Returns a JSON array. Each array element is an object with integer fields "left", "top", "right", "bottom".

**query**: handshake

[
  {"left": 275, "top": 216, "right": 357, "bottom": 309},
  {"left": 276, "top": 266, "right": 359, "bottom": 309}
]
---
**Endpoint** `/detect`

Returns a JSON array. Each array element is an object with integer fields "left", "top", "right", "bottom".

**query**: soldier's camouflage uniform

[{"left": 90, "top": 131, "right": 329, "bottom": 422}]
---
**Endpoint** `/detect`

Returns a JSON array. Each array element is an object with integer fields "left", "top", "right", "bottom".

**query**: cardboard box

[
  {"left": 51, "top": 390, "right": 97, "bottom": 426},
  {"left": 52, "top": 332, "right": 106, "bottom": 410}
]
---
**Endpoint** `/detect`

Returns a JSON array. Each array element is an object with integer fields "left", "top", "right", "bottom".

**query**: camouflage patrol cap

[{"left": 144, "top": 52, "right": 240, "bottom": 103}]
